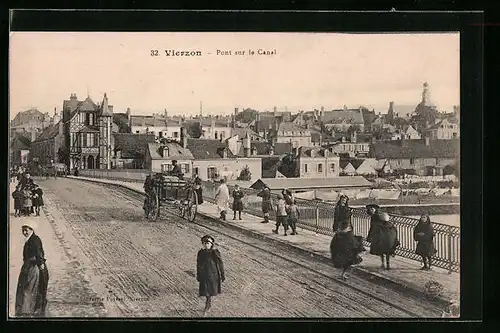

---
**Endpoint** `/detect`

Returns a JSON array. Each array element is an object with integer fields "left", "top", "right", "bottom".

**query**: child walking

[
  {"left": 273, "top": 194, "right": 289, "bottom": 236},
  {"left": 197, "top": 235, "right": 225, "bottom": 316},
  {"left": 286, "top": 200, "right": 300, "bottom": 235}
]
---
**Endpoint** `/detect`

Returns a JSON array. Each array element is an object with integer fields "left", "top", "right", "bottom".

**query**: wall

[
  {"left": 192, "top": 158, "right": 262, "bottom": 181},
  {"left": 298, "top": 156, "right": 340, "bottom": 178},
  {"left": 387, "top": 157, "right": 456, "bottom": 175},
  {"left": 276, "top": 135, "right": 311, "bottom": 148},
  {"left": 149, "top": 158, "right": 194, "bottom": 178},
  {"left": 330, "top": 143, "right": 370, "bottom": 156},
  {"left": 201, "top": 125, "right": 232, "bottom": 140}
]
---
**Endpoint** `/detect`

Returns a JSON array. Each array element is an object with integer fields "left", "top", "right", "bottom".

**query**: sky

[{"left": 9, "top": 32, "right": 460, "bottom": 120}]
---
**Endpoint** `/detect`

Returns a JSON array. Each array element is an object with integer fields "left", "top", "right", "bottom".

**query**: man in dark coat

[
  {"left": 257, "top": 187, "right": 273, "bottom": 224},
  {"left": 231, "top": 184, "right": 244, "bottom": 220},
  {"left": 168, "top": 160, "right": 184, "bottom": 179},
  {"left": 15, "top": 221, "right": 49, "bottom": 317},
  {"left": 366, "top": 204, "right": 400, "bottom": 270},
  {"left": 197, "top": 235, "right": 225, "bottom": 315}
]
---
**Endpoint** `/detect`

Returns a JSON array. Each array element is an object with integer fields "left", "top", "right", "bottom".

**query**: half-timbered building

[{"left": 62, "top": 93, "right": 113, "bottom": 170}]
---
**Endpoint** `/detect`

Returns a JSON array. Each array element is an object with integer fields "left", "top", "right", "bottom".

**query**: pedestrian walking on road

[
  {"left": 258, "top": 186, "right": 273, "bottom": 224},
  {"left": 15, "top": 221, "right": 49, "bottom": 317},
  {"left": 414, "top": 214, "right": 437, "bottom": 270},
  {"left": 197, "top": 235, "right": 225, "bottom": 316},
  {"left": 330, "top": 195, "right": 364, "bottom": 280},
  {"left": 366, "top": 204, "right": 400, "bottom": 270},
  {"left": 273, "top": 194, "right": 289, "bottom": 236},
  {"left": 31, "top": 184, "right": 44, "bottom": 217},
  {"left": 231, "top": 184, "right": 245, "bottom": 220},
  {"left": 215, "top": 178, "right": 230, "bottom": 221}
]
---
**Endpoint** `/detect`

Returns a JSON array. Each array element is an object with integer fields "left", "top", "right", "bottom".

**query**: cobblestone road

[{"left": 29, "top": 178, "right": 443, "bottom": 318}]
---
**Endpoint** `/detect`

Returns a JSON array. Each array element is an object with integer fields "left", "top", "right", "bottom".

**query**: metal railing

[
  {"left": 75, "top": 170, "right": 460, "bottom": 273},
  {"left": 202, "top": 181, "right": 460, "bottom": 273}
]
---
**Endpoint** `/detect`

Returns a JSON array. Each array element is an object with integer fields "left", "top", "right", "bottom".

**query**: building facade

[
  {"left": 427, "top": 117, "right": 460, "bottom": 140},
  {"left": 62, "top": 93, "right": 113, "bottom": 170},
  {"left": 274, "top": 122, "right": 312, "bottom": 148},
  {"left": 294, "top": 146, "right": 340, "bottom": 179}
]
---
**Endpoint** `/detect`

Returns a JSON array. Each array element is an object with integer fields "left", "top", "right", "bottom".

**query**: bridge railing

[
  {"left": 75, "top": 170, "right": 460, "bottom": 273},
  {"left": 201, "top": 181, "right": 460, "bottom": 273}
]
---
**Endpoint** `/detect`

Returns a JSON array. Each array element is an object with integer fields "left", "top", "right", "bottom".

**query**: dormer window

[
  {"left": 162, "top": 146, "right": 169, "bottom": 157},
  {"left": 251, "top": 147, "right": 257, "bottom": 156}
]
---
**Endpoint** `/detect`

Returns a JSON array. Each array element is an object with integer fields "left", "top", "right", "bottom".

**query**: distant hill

[{"left": 235, "top": 108, "right": 258, "bottom": 124}]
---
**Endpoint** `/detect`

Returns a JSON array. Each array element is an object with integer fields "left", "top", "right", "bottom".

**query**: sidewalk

[
  {"left": 9, "top": 182, "right": 108, "bottom": 317},
  {"left": 68, "top": 176, "right": 460, "bottom": 308}
]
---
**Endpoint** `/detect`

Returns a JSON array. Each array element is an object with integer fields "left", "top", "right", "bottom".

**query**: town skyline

[{"left": 10, "top": 32, "right": 460, "bottom": 120}]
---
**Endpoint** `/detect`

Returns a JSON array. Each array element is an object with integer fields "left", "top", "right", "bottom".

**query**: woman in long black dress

[
  {"left": 330, "top": 195, "right": 364, "bottom": 280},
  {"left": 414, "top": 214, "right": 436, "bottom": 270},
  {"left": 366, "top": 204, "right": 400, "bottom": 270},
  {"left": 197, "top": 235, "right": 225, "bottom": 315},
  {"left": 15, "top": 221, "right": 49, "bottom": 317}
]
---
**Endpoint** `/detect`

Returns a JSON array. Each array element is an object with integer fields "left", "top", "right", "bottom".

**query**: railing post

[
  {"left": 447, "top": 225, "right": 453, "bottom": 274},
  {"left": 315, "top": 202, "right": 319, "bottom": 234}
]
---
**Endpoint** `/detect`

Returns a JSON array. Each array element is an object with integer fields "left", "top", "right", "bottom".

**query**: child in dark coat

[
  {"left": 197, "top": 235, "right": 225, "bottom": 315},
  {"left": 232, "top": 185, "right": 244, "bottom": 220},
  {"left": 31, "top": 185, "right": 44, "bottom": 216},
  {"left": 414, "top": 214, "right": 436, "bottom": 270},
  {"left": 12, "top": 186, "right": 23, "bottom": 217}
]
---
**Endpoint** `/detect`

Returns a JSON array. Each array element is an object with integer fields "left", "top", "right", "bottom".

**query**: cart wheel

[
  {"left": 148, "top": 191, "right": 160, "bottom": 222},
  {"left": 186, "top": 190, "right": 198, "bottom": 222}
]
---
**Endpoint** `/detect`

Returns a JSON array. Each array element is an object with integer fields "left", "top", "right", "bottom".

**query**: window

[
  {"left": 215, "top": 132, "right": 218, "bottom": 140},
  {"left": 173, "top": 131, "right": 179, "bottom": 138},
  {"left": 89, "top": 113, "right": 94, "bottom": 126},
  {"left": 159, "top": 132, "right": 163, "bottom": 138},
  {"left": 181, "top": 163, "right": 190, "bottom": 173},
  {"left": 330, "top": 163, "right": 336, "bottom": 172},
  {"left": 194, "top": 167, "right": 199, "bottom": 175},
  {"left": 304, "top": 164, "right": 308, "bottom": 173},
  {"left": 410, "top": 158, "right": 415, "bottom": 165},
  {"left": 220, "top": 131, "right": 225, "bottom": 139},
  {"left": 435, "top": 157, "right": 440, "bottom": 165},
  {"left": 207, "top": 167, "right": 218, "bottom": 179},
  {"left": 136, "top": 130, "right": 140, "bottom": 134},
  {"left": 453, "top": 132, "right": 458, "bottom": 138},
  {"left": 161, "top": 164, "right": 173, "bottom": 173},
  {"left": 318, "top": 163, "right": 323, "bottom": 173}
]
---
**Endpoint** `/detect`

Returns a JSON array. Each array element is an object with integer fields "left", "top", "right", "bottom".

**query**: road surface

[{"left": 12, "top": 177, "right": 444, "bottom": 318}]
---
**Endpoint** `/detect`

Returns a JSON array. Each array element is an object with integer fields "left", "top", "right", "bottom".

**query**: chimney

[
  {"left": 108, "top": 105, "right": 114, "bottom": 113},
  {"left": 243, "top": 132, "right": 251, "bottom": 157},
  {"left": 70, "top": 93, "right": 77, "bottom": 100},
  {"left": 273, "top": 106, "right": 277, "bottom": 115},
  {"left": 164, "top": 109, "right": 168, "bottom": 118},
  {"left": 292, "top": 147, "right": 298, "bottom": 156},
  {"left": 424, "top": 136, "right": 430, "bottom": 146},
  {"left": 343, "top": 105, "right": 347, "bottom": 111},
  {"left": 126, "top": 108, "right": 131, "bottom": 125},
  {"left": 180, "top": 127, "right": 187, "bottom": 148}
]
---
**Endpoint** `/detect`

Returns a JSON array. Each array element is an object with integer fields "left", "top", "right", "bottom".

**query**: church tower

[{"left": 98, "top": 93, "right": 113, "bottom": 169}]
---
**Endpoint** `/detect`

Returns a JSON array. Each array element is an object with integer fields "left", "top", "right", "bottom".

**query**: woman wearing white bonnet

[{"left": 15, "top": 220, "right": 49, "bottom": 317}]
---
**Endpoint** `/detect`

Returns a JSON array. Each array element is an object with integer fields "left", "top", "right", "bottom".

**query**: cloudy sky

[{"left": 10, "top": 32, "right": 459, "bottom": 119}]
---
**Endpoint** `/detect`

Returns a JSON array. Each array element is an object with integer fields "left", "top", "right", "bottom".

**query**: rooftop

[
  {"left": 371, "top": 139, "right": 460, "bottom": 159},
  {"left": 33, "top": 122, "right": 60, "bottom": 142},
  {"left": 187, "top": 138, "right": 236, "bottom": 160},
  {"left": 320, "top": 109, "right": 364, "bottom": 124},
  {"left": 114, "top": 133, "right": 156, "bottom": 158},
  {"left": 147, "top": 142, "right": 194, "bottom": 160}
]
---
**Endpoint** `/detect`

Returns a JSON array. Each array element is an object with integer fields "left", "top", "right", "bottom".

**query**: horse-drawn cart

[{"left": 144, "top": 174, "right": 199, "bottom": 222}]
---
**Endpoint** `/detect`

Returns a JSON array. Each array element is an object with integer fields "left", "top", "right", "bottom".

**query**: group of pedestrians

[
  {"left": 12, "top": 172, "right": 45, "bottom": 218},
  {"left": 257, "top": 187, "right": 299, "bottom": 236},
  {"left": 10, "top": 168, "right": 50, "bottom": 317}
]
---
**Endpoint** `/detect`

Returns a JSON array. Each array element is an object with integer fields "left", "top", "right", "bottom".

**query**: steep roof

[
  {"left": 277, "top": 121, "right": 307, "bottom": 133},
  {"left": 100, "top": 93, "right": 113, "bottom": 116},
  {"left": 249, "top": 141, "right": 292, "bottom": 156},
  {"left": 320, "top": 109, "right": 364, "bottom": 124},
  {"left": 33, "top": 122, "right": 60, "bottom": 142},
  {"left": 428, "top": 117, "right": 459, "bottom": 130},
  {"left": 298, "top": 147, "right": 332, "bottom": 158},
  {"left": 391, "top": 104, "right": 417, "bottom": 118},
  {"left": 130, "top": 116, "right": 167, "bottom": 127},
  {"left": 147, "top": 142, "right": 194, "bottom": 160},
  {"left": 371, "top": 139, "right": 459, "bottom": 159},
  {"left": 251, "top": 176, "right": 373, "bottom": 190},
  {"left": 231, "top": 127, "right": 261, "bottom": 140},
  {"left": 11, "top": 132, "right": 32, "bottom": 150},
  {"left": 114, "top": 133, "right": 156, "bottom": 158},
  {"left": 187, "top": 138, "right": 236, "bottom": 160}
]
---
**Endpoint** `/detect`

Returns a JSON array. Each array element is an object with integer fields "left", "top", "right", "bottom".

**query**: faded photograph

[{"left": 9, "top": 32, "right": 460, "bottom": 318}]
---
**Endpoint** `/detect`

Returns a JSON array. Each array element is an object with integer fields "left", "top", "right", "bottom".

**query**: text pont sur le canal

[{"left": 151, "top": 49, "right": 277, "bottom": 57}]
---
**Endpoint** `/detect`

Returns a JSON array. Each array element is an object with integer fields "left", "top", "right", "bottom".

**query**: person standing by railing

[
  {"left": 286, "top": 199, "right": 300, "bottom": 235},
  {"left": 257, "top": 186, "right": 273, "bottom": 224},
  {"left": 193, "top": 175, "right": 204, "bottom": 205},
  {"left": 231, "top": 184, "right": 244, "bottom": 220},
  {"left": 282, "top": 188, "right": 294, "bottom": 206},
  {"left": 273, "top": 194, "right": 289, "bottom": 236},
  {"left": 215, "top": 178, "right": 230, "bottom": 221},
  {"left": 366, "top": 204, "right": 400, "bottom": 270},
  {"left": 414, "top": 214, "right": 437, "bottom": 270}
]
